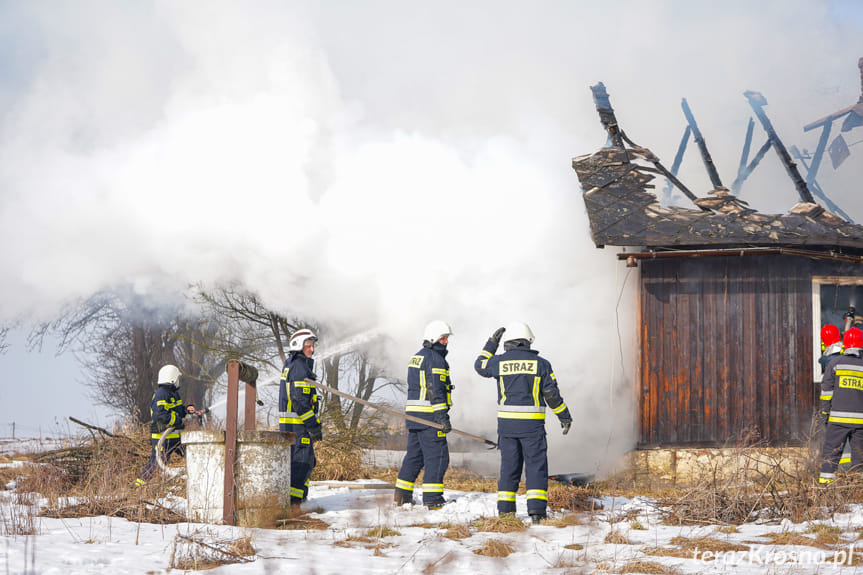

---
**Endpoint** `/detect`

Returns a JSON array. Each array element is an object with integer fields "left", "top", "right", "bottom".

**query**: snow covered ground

[{"left": 4, "top": 477, "right": 863, "bottom": 574}]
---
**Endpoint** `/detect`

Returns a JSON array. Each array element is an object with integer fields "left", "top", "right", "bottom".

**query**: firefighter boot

[
  {"left": 529, "top": 512, "right": 546, "bottom": 525},
  {"left": 394, "top": 489, "right": 413, "bottom": 506}
]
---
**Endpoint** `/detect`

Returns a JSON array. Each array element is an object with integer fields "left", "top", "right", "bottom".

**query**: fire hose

[
  {"left": 154, "top": 408, "right": 206, "bottom": 477},
  {"left": 154, "top": 426, "right": 184, "bottom": 479},
  {"left": 303, "top": 378, "right": 498, "bottom": 449}
]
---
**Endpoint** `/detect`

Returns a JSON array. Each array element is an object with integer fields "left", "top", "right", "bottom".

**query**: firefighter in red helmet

[
  {"left": 819, "top": 327, "right": 863, "bottom": 484},
  {"left": 820, "top": 324, "right": 844, "bottom": 374}
]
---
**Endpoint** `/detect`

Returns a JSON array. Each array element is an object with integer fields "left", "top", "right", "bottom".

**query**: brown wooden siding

[{"left": 638, "top": 254, "right": 861, "bottom": 447}]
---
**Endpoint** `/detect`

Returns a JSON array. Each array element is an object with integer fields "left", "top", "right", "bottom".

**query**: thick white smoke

[{"left": 1, "top": 0, "right": 862, "bottom": 474}]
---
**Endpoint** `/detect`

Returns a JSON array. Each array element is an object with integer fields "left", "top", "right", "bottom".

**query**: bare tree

[
  {"left": 30, "top": 291, "right": 223, "bottom": 423},
  {"left": 320, "top": 349, "right": 403, "bottom": 433},
  {"left": 193, "top": 285, "right": 403, "bottom": 437},
  {"left": 192, "top": 285, "right": 299, "bottom": 370}
]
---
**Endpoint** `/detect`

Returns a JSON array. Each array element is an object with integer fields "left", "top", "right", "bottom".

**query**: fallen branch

[{"left": 69, "top": 417, "right": 117, "bottom": 438}]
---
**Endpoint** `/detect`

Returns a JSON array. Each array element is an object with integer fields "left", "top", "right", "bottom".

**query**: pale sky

[{"left": 1, "top": 1, "right": 863, "bottom": 473}]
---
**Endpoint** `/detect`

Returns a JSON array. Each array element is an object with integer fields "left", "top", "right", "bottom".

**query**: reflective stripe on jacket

[
  {"left": 822, "top": 354, "right": 863, "bottom": 426},
  {"left": 278, "top": 351, "right": 321, "bottom": 442},
  {"left": 474, "top": 339, "right": 571, "bottom": 437},
  {"left": 149, "top": 384, "right": 186, "bottom": 436},
  {"left": 405, "top": 342, "right": 452, "bottom": 431}
]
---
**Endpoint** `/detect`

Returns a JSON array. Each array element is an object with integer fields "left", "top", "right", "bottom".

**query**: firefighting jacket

[
  {"left": 149, "top": 384, "right": 186, "bottom": 439},
  {"left": 821, "top": 352, "right": 863, "bottom": 426},
  {"left": 819, "top": 342, "right": 843, "bottom": 374},
  {"left": 405, "top": 341, "right": 452, "bottom": 431},
  {"left": 474, "top": 339, "right": 572, "bottom": 437},
  {"left": 279, "top": 351, "right": 321, "bottom": 442}
]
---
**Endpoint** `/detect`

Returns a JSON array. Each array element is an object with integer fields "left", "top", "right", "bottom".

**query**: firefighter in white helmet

[
  {"left": 394, "top": 320, "right": 454, "bottom": 509},
  {"left": 279, "top": 328, "right": 322, "bottom": 505},
  {"left": 474, "top": 322, "right": 572, "bottom": 524},
  {"left": 135, "top": 364, "right": 197, "bottom": 487}
]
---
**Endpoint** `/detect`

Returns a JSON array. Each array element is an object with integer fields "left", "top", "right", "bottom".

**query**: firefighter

[
  {"left": 819, "top": 327, "right": 863, "bottom": 484},
  {"left": 474, "top": 322, "right": 572, "bottom": 524},
  {"left": 819, "top": 324, "right": 844, "bottom": 374},
  {"left": 135, "top": 364, "right": 196, "bottom": 486},
  {"left": 394, "top": 320, "right": 453, "bottom": 509},
  {"left": 279, "top": 328, "right": 323, "bottom": 505}
]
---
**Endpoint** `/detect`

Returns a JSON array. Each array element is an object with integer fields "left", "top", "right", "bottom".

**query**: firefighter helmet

[
  {"left": 821, "top": 324, "right": 841, "bottom": 348},
  {"left": 503, "top": 321, "right": 535, "bottom": 344},
  {"left": 289, "top": 328, "right": 318, "bottom": 352},
  {"left": 844, "top": 327, "right": 863, "bottom": 353},
  {"left": 423, "top": 320, "right": 453, "bottom": 343},
  {"left": 157, "top": 364, "right": 181, "bottom": 386}
]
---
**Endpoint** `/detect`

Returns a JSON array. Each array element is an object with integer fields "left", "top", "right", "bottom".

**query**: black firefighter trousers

[
  {"left": 820, "top": 423, "right": 863, "bottom": 483},
  {"left": 290, "top": 440, "right": 316, "bottom": 503},
  {"left": 498, "top": 430, "right": 549, "bottom": 517},
  {"left": 395, "top": 427, "right": 449, "bottom": 506}
]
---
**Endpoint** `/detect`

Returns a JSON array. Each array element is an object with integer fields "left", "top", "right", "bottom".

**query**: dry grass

[
  {"left": 716, "top": 525, "right": 739, "bottom": 534},
  {"left": 0, "top": 498, "right": 38, "bottom": 535},
  {"left": 805, "top": 522, "right": 846, "bottom": 545},
  {"left": 311, "top": 433, "right": 364, "bottom": 481},
  {"left": 548, "top": 483, "right": 603, "bottom": 513},
  {"left": 359, "top": 464, "right": 497, "bottom": 493},
  {"left": 473, "top": 538, "right": 514, "bottom": 557},
  {"left": 564, "top": 543, "right": 584, "bottom": 550},
  {"left": 642, "top": 547, "right": 693, "bottom": 560},
  {"left": 615, "top": 560, "right": 681, "bottom": 574},
  {"left": 421, "top": 551, "right": 457, "bottom": 574},
  {"left": 367, "top": 525, "right": 401, "bottom": 538},
  {"left": 169, "top": 530, "right": 255, "bottom": 570},
  {"left": 654, "top": 431, "right": 863, "bottom": 526},
  {"left": 758, "top": 532, "right": 832, "bottom": 548},
  {"left": 644, "top": 535, "right": 748, "bottom": 559},
  {"left": 605, "top": 529, "right": 631, "bottom": 544},
  {"left": 472, "top": 514, "right": 528, "bottom": 533},
  {"left": 335, "top": 534, "right": 394, "bottom": 551},
  {"left": 5, "top": 423, "right": 190, "bottom": 524},
  {"left": 669, "top": 535, "right": 748, "bottom": 553},
  {"left": 277, "top": 511, "right": 329, "bottom": 531},
  {"left": 440, "top": 522, "right": 471, "bottom": 540}
]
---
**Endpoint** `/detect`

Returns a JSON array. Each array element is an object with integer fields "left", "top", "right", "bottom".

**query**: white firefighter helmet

[
  {"left": 423, "top": 320, "right": 453, "bottom": 343},
  {"left": 503, "top": 321, "right": 534, "bottom": 344},
  {"left": 289, "top": 328, "right": 318, "bottom": 352},
  {"left": 157, "top": 364, "right": 181, "bottom": 385}
]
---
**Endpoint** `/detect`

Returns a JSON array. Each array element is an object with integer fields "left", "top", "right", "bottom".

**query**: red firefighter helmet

[
  {"left": 843, "top": 327, "right": 863, "bottom": 351},
  {"left": 821, "top": 324, "right": 841, "bottom": 347}
]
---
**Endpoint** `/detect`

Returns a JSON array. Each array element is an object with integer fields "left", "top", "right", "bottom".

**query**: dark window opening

[{"left": 820, "top": 284, "right": 863, "bottom": 335}]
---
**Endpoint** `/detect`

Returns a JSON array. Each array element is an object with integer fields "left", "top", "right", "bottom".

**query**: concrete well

[{"left": 183, "top": 430, "right": 295, "bottom": 526}]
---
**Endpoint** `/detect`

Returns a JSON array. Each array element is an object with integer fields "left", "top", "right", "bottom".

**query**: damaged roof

[{"left": 572, "top": 146, "right": 863, "bottom": 251}]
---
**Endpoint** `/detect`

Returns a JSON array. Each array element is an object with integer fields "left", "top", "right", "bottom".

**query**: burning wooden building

[{"left": 573, "top": 81, "right": 863, "bottom": 449}]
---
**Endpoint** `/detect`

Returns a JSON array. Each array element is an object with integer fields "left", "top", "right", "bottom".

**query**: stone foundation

[{"left": 616, "top": 446, "right": 818, "bottom": 487}]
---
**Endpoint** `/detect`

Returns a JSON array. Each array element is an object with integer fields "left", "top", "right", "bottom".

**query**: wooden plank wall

[{"left": 638, "top": 255, "right": 816, "bottom": 447}]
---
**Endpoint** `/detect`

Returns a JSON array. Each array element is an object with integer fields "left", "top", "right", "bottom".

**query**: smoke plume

[{"left": 1, "top": 0, "right": 862, "bottom": 474}]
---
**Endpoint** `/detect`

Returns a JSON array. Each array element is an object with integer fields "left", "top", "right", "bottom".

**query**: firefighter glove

[
  {"left": 441, "top": 419, "right": 452, "bottom": 434},
  {"left": 561, "top": 418, "right": 572, "bottom": 435},
  {"left": 309, "top": 426, "right": 323, "bottom": 442},
  {"left": 490, "top": 327, "right": 506, "bottom": 347},
  {"left": 820, "top": 411, "right": 830, "bottom": 426}
]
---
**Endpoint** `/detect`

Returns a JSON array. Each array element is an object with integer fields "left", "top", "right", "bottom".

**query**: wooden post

[
  {"left": 244, "top": 381, "right": 257, "bottom": 431},
  {"left": 223, "top": 362, "right": 239, "bottom": 526}
]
